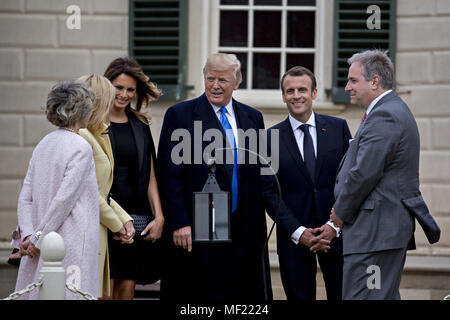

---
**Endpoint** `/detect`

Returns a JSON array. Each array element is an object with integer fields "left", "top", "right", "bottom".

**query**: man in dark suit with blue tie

[
  {"left": 267, "top": 66, "right": 351, "bottom": 300},
  {"left": 157, "top": 53, "right": 273, "bottom": 300}
]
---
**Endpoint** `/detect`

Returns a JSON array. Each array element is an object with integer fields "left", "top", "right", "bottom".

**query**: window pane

[
  {"left": 221, "top": 52, "right": 248, "bottom": 89},
  {"left": 254, "top": 0, "right": 281, "bottom": 5},
  {"left": 286, "top": 53, "right": 314, "bottom": 73},
  {"left": 254, "top": 11, "right": 281, "bottom": 47},
  {"left": 287, "top": 11, "right": 315, "bottom": 47},
  {"left": 253, "top": 53, "right": 280, "bottom": 89},
  {"left": 220, "top": 11, "right": 248, "bottom": 47},
  {"left": 288, "top": 0, "right": 316, "bottom": 5},
  {"left": 221, "top": 0, "right": 249, "bottom": 5}
]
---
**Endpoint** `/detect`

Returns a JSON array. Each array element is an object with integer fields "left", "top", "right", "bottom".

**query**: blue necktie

[
  {"left": 219, "top": 107, "right": 238, "bottom": 212},
  {"left": 299, "top": 124, "right": 316, "bottom": 183}
]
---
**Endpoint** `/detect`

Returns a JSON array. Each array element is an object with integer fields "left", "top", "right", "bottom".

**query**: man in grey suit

[{"left": 330, "top": 50, "right": 419, "bottom": 299}]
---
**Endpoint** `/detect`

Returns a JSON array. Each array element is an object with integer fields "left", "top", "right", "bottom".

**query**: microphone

[{"left": 216, "top": 146, "right": 281, "bottom": 301}]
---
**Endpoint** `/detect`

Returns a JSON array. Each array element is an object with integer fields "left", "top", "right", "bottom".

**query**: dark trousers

[
  {"left": 160, "top": 242, "right": 272, "bottom": 301},
  {"left": 279, "top": 250, "right": 343, "bottom": 300}
]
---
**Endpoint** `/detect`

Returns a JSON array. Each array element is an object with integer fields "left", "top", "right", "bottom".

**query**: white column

[{"left": 38, "top": 232, "right": 66, "bottom": 300}]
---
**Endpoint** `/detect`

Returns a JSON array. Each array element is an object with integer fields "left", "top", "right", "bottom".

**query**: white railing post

[{"left": 38, "top": 232, "right": 66, "bottom": 300}]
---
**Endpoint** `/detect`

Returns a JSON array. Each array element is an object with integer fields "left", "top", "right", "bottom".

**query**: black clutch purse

[
  {"left": 130, "top": 214, "right": 150, "bottom": 235},
  {"left": 8, "top": 248, "right": 21, "bottom": 266}
]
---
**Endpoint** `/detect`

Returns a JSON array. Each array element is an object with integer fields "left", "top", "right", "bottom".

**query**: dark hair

[
  {"left": 46, "top": 80, "right": 94, "bottom": 127},
  {"left": 104, "top": 56, "right": 161, "bottom": 123},
  {"left": 280, "top": 66, "right": 317, "bottom": 94}
]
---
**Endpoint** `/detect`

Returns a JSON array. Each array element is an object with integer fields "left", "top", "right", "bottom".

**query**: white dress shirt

[
  {"left": 289, "top": 113, "right": 317, "bottom": 160},
  {"left": 366, "top": 89, "right": 392, "bottom": 116},
  {"left": 211, "top": 100, "right": 239, "bottom": 149},
  {"left": 288, "top": 113, "right": 340, "bottom": 245}
]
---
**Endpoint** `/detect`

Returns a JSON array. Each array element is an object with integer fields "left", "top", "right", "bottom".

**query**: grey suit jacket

[{"left": 334, "top": 91, "right": 419, "bottom": 255}]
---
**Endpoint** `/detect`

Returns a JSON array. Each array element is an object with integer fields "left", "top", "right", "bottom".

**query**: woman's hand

[
  {"left": 20, "top": 239, "right": 40, "bottom": 258},
  {"left": 120, "top": 220, "right": 135, "bottom": 244},
  {"left": 141, "top": 217, "right": 164, "bottom": 241},
  {"left": 123, "top": 220, "right": 136, "bottom": 239},
  {"left": 112, "top": 226, "right": 132, "bottom": 244}
]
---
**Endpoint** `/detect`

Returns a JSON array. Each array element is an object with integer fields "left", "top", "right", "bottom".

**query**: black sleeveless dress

[{"left": 107, "top": 118, "right": 160, "bottom": 284}]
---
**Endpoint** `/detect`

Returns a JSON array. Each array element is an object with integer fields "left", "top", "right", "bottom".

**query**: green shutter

[
  {"left": 129, "top": 0, "right": 188, "bottom": 101},
  {"left": 332, "top": 0, "right": 396, "bottom": 103}
]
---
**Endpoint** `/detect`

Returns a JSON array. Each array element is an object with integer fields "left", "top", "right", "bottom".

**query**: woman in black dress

[{"left": 104, "top": 57, "right": 164, "bottom": 300}]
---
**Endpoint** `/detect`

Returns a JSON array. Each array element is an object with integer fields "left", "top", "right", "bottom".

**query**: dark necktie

[
  {"left": 299, "top": 124, "right": 316, "bottom": 183},
  {"left": 219, "top": 107, "right": 238, "bottom": 212}
]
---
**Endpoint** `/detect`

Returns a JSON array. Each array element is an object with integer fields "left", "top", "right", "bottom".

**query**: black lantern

[{"left": 192, "top": 159, "right": 231, "bottom": 242}]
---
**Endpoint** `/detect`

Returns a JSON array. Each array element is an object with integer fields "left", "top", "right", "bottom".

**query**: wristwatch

[
  {"left": 33, "top": 231, "right": 42, "bottom": 241},
  {"left": 326, "top": 221, "right": 341, "bottom": 238}
]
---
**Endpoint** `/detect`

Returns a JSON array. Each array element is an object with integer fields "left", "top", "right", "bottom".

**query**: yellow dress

[{"left": 80, "top": 124, "right": 132, "bottom": 297}]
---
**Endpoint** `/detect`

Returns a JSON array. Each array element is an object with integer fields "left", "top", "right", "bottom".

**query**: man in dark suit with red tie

[
  {"left": 266, "top": 66, "right": 351, "bottom": 300},
  {"left": 157, "top": 53, "right": 273, "bottom": 300}
]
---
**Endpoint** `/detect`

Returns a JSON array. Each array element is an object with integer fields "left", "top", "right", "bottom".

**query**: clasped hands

[
  {"left": 300, "top": 224, "right": 334, "bottom": 253},
  {"left": 301, "top": 208, "right": 343, "bottom": 253},
  {"left": 112, "top": 220, "right": 136, "bottom": 244},
  {"left": 18, "top": 236, "right": 40, "bottom": 259}
]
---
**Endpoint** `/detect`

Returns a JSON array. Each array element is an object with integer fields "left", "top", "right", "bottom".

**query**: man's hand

[
  {"left": 310, "top": 224, "right": 336, "bottom": 253},
  {"left": 299, "top": 228, "right": 331, "bottom": 252},
  {"left": 330, "top": 208, "right": 343, "bottom": 229},
  {"left": 173, "top": 226, "right": 192, "bottom": 252}
]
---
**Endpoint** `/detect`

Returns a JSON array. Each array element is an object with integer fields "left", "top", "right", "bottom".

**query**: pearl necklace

[{"left": 60, "top": 127, "right": 80, "bottom": 135}]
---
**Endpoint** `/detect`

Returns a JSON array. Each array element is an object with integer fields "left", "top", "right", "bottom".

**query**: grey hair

[
  {"left": 46, "top": 80, "right": 95, "bottom": 127},
  {"left": 347, "top": 50, "right": 395, "bottom": 89},
  {"left": 203, "top": 53, "right": 242, "bottom": 86}
]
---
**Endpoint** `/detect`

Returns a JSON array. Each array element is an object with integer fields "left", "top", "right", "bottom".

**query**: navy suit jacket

[
  {"left": 158, "top": 93, "right": 269, "bottom": 247},
  {"left": 267, "top": 113, "right": 351, "bottom": 256},
  {"left": 157, "top": 93, "right": 272, "bottom": 299}
]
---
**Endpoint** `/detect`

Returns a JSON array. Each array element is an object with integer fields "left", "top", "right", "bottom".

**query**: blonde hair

[
  {"left": 78, "top": 74, "right": 115, "bottom": 133},
  {"left": 203, "top": 53, "right": 242, "bottom": 87}
]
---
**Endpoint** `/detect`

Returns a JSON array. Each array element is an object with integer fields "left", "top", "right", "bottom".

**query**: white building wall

[
  {"left": 0, "top": 0, "right": 128, "bottom": 239},
  {"left": 0, "top": 0, "right": 448, "bottom": 259}
]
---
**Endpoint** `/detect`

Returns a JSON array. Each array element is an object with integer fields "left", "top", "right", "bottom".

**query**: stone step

[
  {"left": 269, "top": 252, "right": 450, "bottom": 300},
  {"left": 134, "top": 283, "right": 160, "bottom": 300},
  {"left": 2, "top": 248, "right": 449, "bottom": 300}
]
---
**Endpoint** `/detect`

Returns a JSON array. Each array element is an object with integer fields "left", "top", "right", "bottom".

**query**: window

[
  {"left": 332, "top": 0, "right": 396, "bottom": 103},
  {"left": 129, "top": 0, "right": 189, "bottom": 100},
  {"left": 217, "top": 0, "right": 317, "bottom": 92}
]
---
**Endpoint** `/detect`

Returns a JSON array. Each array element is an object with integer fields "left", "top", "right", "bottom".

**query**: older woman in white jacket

[{"left": 14, "top": 81, "right": 99, "bottom": 299}]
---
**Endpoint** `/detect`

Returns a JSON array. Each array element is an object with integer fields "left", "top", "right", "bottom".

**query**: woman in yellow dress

[{"left": 78, "top": 74, "right": 135, "bottom": 299}]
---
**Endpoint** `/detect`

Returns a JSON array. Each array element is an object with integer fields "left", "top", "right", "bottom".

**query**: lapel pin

[{"left": 321, "top": 128, "right": 326, "bottom": 133}]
